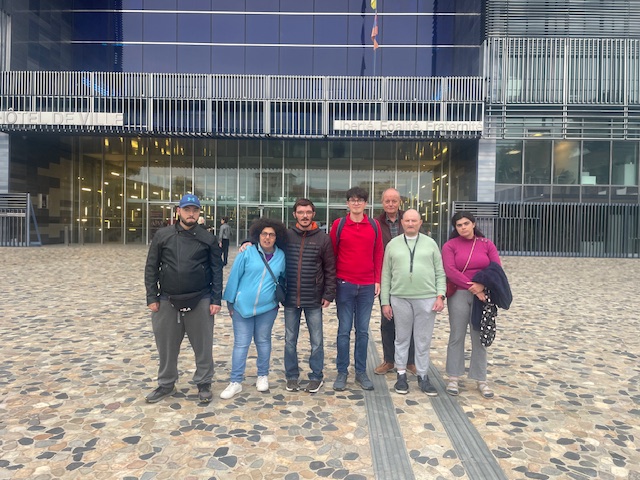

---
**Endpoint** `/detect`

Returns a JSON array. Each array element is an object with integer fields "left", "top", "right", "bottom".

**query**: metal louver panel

[{"left": 486, "top": 0, "right": 640, "bottom": 38}]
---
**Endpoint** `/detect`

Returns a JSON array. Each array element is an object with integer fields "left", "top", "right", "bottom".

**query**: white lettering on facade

[
  {"left": 333, "top": 120, "right": 483, "bottom": 132},
  {"left": 0, "top": 111, "right": 125, "bottom": 127}
]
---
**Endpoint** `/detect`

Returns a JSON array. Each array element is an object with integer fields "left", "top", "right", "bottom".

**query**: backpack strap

[{"left": 335, "top": 216, "right": 378, "bottom": 247}]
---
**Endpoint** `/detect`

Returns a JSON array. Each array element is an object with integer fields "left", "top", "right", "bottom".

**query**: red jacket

[{"left": 330, "top": 213, "right": 384, "bottom": 285}]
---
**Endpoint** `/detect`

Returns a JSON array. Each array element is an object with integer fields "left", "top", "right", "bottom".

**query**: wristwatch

[{"left": 437, "top": 295, "right": 445, "bottom": 300}]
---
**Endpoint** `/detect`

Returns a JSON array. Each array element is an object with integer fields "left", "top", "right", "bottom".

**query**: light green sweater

[{"left": 380, "top": 233, "right": 446, "bottom": 305}]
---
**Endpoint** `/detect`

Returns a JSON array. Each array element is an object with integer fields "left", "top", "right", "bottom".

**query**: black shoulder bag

[{"left": 256, "top": 246, "right": 287, "bottom": 305}]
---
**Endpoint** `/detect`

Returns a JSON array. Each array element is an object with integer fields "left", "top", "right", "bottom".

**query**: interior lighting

[
  {"left": 111, "top": 172, "right": 120, "bottom": 176},
  {"left": 507, "top": 150, "right": 521, "bottom": 155},
  {"left": 81, "top": 187, "right": 92, "bottom": 192}
]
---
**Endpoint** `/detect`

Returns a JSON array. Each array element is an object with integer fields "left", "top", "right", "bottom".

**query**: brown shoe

[
  {"left": 406, "top": 364, "right": 417, "bottom": 375},
  {"left": 374, "top": 362, "right": 394, "bottom": 375}
]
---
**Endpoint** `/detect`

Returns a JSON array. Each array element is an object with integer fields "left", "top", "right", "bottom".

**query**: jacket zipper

[{"left": 296, "top": 232, "right": 306, "bottom": 306}]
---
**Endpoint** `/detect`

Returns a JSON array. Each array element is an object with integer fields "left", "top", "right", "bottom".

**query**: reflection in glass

[
  {"left": 329, "top": 142, "right": 350, "bottom": 203},
  {"left": 582, "top": 141, "right": 610, "bottom": 185},
  {"left": 148, "top": 138, "right": 170, "bottom": 202},
  {"left": 307, "top": 141, "right": 328, "bottom": 205},
  {"left": 284, "top": 141, "right": 305, "bottom": 202},
  {"left": 239, "top": 140, "right": 261, "bottom": 202},
  {"left": 495, "top": 185, "right": 522, "bottom": 202},
  {"left": 103, "top": 137, "right": 124, "bottom": 243},
  {"left": 524, "top": 140, "right": 552, "bottom": 184},
  {"left": 496, "top": 140, "right": 523, "bottom": 183},
  {"left": 373, "top": 142, "right": 395, "bottom": 204},
  {"left": 263, "top": 140, "right": 283, "bottom": 203},
  {"left": 172, "top": 138, "right": 193, "bottom": 202},
  {"left": 217, "top": 140, "right": 238, "bottom": 204},
  {"left": 582, "top": 186, "right": 610, "bottom": 203},
  {"left": 553, "top": 141, "right": 580, "bottom": 184},
  {"left": 612, "top": 142, "right": 638, "bottom": 186},
  {"left": 194, "top": 139, "right": 215, "bottom": 202},
  {"left": 79, "top": 137, "right": 102, "bottom": 243},
  {"left": 352, "top": 142, "right": 373, "bottom": 195}
]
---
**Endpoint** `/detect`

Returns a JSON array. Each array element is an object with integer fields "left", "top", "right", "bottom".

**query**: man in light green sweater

[{"left": 380, "top": 209, "right": 446, "bottom": 395}]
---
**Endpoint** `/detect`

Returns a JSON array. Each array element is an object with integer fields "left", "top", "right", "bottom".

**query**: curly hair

[{"left": 249, "top": 217, "right": 288, "bottom": 250}]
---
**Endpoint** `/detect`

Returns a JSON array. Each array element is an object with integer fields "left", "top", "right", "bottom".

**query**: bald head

[{"left": 401, "top": 209, "right": 422, "bottom": 236}]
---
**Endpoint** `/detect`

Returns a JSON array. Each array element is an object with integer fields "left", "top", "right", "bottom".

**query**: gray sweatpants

[
  {"left": 445, "top": 289, "right": 487, "bottom": 381},
  {"left": 390, "top": 296, "right": 437, "bottom": 377},
  {"left": 151, "top": 297, "right": 214, "bottom": 387}
]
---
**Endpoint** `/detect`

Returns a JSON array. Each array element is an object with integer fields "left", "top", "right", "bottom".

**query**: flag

[
  {"left": 371, "top": 13, "right": 379, "bottom": 50},
  {"left": 371, "top": 0, "right": 377, "bottom": 9}
]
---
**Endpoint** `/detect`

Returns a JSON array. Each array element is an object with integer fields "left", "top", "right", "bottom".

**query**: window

[
  {"left": 582, "top": 141, "right": 610, "bottom": 185},
  {"left": 524, "top": 140, "right": 552, "bottom": 184},
  {"left": 496, "top": 140, "right": 523, "bottom": 183}
]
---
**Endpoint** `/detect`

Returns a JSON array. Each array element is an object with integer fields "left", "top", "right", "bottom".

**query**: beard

[{"left": 180, "top": 216, "right": 198, "bottom": 227}]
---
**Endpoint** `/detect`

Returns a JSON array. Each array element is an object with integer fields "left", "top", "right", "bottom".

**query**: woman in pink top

[{"left": 441, "top": 211, "right": 501, "bottom": 399}]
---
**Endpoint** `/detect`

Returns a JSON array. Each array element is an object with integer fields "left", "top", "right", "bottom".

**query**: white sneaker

[
  {"left": 256, "top": 375, "right": 269, "bottom": 392},
  {"left": 220, "top": 382, "right": 242, "bottom": 399}
]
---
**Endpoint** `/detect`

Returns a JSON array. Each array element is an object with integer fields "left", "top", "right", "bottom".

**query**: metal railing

[
  {"left": 456, "top": 201, "right": 640, "bottom": 258},
  {"left": 0, "top": 193, "right": 41, "bottom": 247},
  {"left": 485, "top": 37, "right": 640, "bottom": 139},
  {"left": 0, "top": 72, "right": 484, "bottom": 139}
]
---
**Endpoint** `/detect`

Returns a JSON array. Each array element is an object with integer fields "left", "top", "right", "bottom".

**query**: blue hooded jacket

[{"left": 222, "top": 244, "right": 286, "bottom": 318}]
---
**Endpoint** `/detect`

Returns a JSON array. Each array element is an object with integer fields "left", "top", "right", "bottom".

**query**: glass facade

[
  {"left": 496, "top": 139, "right": 640, "bottom": 203},
  {"left": 9, "top": 134, "right": 475, "bottom": 246},
  {"left": 8, "top": 1, "right": 482, "bottom": 76}
]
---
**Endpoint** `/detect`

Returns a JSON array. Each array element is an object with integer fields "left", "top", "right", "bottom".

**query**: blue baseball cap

[{"left": 179, "top": 194, "right": 201, "bottom": 208}]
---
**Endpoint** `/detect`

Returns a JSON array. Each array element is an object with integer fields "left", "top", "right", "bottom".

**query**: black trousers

[
  {"left": 221, "top": 238, "right": 230, "bottom": 265},
  {"left": 380, "top": 304, "right": 415, "bottom": 365}
]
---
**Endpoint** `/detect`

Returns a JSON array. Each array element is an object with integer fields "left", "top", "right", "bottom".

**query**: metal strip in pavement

[
  {"left": 428, "top": 364, "right": 509, "bottom": 480},
  {"left": 363, "top": 330, "right": 507, "bottom": 480},
  {"left": 365, "top": 333, "right": 416, "bottom": 480}
]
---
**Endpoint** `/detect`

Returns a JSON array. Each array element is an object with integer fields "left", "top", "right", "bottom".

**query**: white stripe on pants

[
  {"left": 390, "top": 296, "right": 437, "bottom": 378},
  {"left": 445, "top": 289, "right": 488, "bottom": 381}
]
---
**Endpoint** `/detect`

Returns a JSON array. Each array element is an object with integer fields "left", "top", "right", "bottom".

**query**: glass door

[{"left": 148, "top": 202, "right": 176, "bottom": 243}]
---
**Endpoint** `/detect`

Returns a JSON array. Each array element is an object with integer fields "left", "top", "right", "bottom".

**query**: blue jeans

[
  {"left": 335, "top": 280, "right": 375, "bottom": 374},
  {"left": 230, "top": 308, "right": 278, "bottom": 383},
  {"left": 284, "top": 306, "right": 324, "bottom": 381}
]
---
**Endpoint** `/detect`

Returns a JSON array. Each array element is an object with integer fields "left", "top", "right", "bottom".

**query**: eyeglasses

[
  {"left": 348, "top": 198, "right": 365, "bottom": 204},
  {"left": 260, "top": 232, "right": 276, "bottom": 238}
]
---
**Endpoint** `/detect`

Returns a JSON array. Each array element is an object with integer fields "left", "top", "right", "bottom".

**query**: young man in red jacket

[{"left": 330, "top": 187, "right": 384, "bottom": 391}]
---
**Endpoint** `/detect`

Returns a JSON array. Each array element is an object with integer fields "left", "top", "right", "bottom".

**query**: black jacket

[
  {"left": 471, "top": 261, "right": 512, "bottom": 330},
  {"left": 284, "top": 225, "right": 336, "bottom": 308},
  {"left": 145, "top": 222, "right": 223, "bottom": 306},
  {"left": 376, "top": 210, "right": 404, "bottom": 248}
]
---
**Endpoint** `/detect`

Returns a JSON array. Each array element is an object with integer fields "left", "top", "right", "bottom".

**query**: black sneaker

[
  {"left": 306, "top": 380, "right": 324, "bottom": 393},
  {"left": 286, "top": 379, "right": 300, "bottom": 392},
  {"left": 419, "top": 376, "right": 438, "bottom": 397},
  {"left": 394, "top": 373, "right": 409, "bottom": 394},
  {"left": 197, "top": 383, "right": 213, "bottom": 403},
  {"left": 145, "top": 385, "right": 176, "bottom": 403}
]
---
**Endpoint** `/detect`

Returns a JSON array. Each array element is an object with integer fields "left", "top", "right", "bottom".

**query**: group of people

[{"left": 144, "top": 188, "right": 505, "bottom": 404}]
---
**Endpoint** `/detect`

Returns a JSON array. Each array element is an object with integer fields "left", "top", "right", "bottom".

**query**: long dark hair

[
  {"left": 448, "top": 211, "right": 485, "bottom": 240},
  {"left": 249, "top": 217, "right": 288, "bottom": 250}
]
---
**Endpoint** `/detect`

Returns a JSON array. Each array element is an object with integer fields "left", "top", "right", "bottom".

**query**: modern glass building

[{"left": 1, "top": 1, "right": 639, "bottom": 254}]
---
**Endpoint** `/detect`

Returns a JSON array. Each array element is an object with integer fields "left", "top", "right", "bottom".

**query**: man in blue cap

[{"left": 144, "top": 194, "right": 223, "bottom": 403}]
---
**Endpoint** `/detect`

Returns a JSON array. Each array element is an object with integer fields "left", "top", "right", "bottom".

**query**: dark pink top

[{"left": 441, "top": 236, "right": 501, "bottom": 291}]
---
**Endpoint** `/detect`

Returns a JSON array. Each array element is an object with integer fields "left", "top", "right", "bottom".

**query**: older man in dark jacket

[{"left": 284, "top": 198, "right": 336, "bottom": 394}]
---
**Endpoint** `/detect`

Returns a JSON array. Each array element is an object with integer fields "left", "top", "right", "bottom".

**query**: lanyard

[{"left": 403, "top": 234, "right": 419, "bottom": 280}]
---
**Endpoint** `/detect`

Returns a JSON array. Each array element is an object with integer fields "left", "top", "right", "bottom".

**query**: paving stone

[{"left": 1, "top": 248, "right": 639, "bottom": 479}]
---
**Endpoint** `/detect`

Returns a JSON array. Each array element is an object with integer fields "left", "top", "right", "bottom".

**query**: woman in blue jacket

[{"left": 220, "top": 217, "right": 287, "bottom": 399}]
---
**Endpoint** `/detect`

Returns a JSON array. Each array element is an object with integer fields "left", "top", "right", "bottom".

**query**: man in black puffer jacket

[
  {"left": 283, "top": 198, "right": 336, "bottom": 394},
  {"left": 144, "top": 194, "right": 223, "bottom": 404}
]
